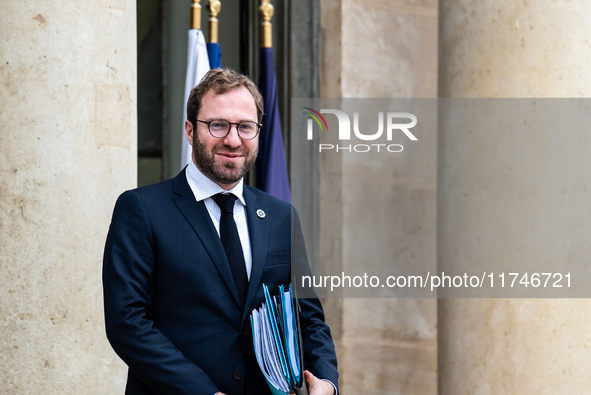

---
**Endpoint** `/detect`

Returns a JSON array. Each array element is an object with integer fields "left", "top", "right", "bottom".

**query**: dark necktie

[{"left": 211, "top": 193, "right": 248, "bottom": 306}]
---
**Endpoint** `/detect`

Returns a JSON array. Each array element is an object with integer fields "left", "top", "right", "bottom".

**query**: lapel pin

[{"left": 256, "top": 209, "right": 266, "bottom": 219}]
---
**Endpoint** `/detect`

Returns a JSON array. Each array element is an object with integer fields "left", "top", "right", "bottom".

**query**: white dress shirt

[{"left": 185, "top": 160, "right": 252, "bottom": 280}]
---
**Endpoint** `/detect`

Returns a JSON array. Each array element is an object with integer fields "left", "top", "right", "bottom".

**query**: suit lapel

[
  {"left": 242, "top": 187, "right": 268, "bottom": 322},
  {"left": 172, "top": 171, "right": 242, "bottom": 309}
]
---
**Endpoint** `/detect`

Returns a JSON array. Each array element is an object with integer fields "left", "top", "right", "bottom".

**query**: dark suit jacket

[{"left": 103, "top": 170, "right": 338, "bottom": 395}]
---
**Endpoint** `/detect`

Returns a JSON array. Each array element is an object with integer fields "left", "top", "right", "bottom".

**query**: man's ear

[{"left": 185, "top": 120, "right": 194, "bottom": 146}]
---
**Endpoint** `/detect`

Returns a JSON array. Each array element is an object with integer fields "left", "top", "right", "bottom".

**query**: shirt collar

[{"left": 185, "top": 160, "right": 246, "bottom": 205}]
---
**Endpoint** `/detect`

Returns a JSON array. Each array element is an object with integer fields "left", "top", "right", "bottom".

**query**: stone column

[
  {"left": 439, "top": 0, "right": 591, "bottom": 393},
  {"left": 316, "top": 0, "right": 439, "bottom": 393},
  {"left": 0, "top": 1, "right": 136, "bottom": 393}
]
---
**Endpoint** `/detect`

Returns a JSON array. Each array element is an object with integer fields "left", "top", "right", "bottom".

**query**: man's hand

[{"left": 304, "top": 370, "right": 336, "bottom": 395}]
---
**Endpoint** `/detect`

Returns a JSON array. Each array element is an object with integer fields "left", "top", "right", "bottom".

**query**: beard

[{"left": 192, "top": 133, "right": 258, "bottom": 187}]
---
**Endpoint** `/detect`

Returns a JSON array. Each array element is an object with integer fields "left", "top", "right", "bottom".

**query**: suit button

[
  {"left": 242, "top": 330, "right": 248, "bottom": 336},
  {"left": 233, "top": 370, "right": 242, "bottom": 380}
]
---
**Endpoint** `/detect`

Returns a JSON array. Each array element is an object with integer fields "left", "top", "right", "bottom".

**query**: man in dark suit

[{"left": 103, "top": 68, "right": 338, "bottom": 395}]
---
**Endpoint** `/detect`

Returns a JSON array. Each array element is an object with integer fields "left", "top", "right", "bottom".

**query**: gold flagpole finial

[
  {"left": 207, "top": 1, "right": 222, "bottom": 43},
  {"left": 259, "top": 0, "right": 274, "bottom": 48},
  {"left": 191, "top": 0, "right": 202, "bottom": 30}
]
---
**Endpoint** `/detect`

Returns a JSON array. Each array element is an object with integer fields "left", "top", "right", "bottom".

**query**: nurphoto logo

[{"left": 302, "top": 107, "right": 418, "bottom": 153}]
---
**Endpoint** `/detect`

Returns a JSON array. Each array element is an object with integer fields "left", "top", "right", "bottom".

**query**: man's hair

[{"left": 186, "top": 68, "right": 264, "bottom": 125}]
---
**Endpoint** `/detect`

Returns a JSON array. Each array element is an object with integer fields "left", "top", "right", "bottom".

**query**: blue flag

[
  {"left": 207, "top": 42, "right": 222, "bottom": 69},
  {"left": 257, "top": 47, "right": 291, "bottom": 203}
]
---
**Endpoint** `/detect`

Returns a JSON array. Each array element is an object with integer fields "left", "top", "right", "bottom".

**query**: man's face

[{"left": 185, "top": 87, "right": 259, "bottom": 190}]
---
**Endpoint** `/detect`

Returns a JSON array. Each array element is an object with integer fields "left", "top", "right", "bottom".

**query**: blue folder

[{"left": 251, "top": 283, "right": 308, "bottom": 395}]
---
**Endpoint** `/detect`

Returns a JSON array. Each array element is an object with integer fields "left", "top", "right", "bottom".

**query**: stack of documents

[{"left": 250, "top": 283, "right": 308, "bottom": 395}]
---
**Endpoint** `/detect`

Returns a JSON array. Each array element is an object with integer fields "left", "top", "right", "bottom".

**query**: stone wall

[{"left": 317, "top": 1, "right": 438, "bottom": 393}]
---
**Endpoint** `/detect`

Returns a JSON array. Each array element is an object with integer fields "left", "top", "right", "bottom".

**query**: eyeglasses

[{"left": 196, "top": 119, "right": 262, "bottom": 140}]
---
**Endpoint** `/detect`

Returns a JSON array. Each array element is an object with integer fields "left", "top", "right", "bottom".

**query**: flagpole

[
  {"left": 191, "top": 0, "right": 202, "bottom": 30},
  {"left": 259, "top": 0, "right": 273, "bottom": 48},
  {"left": 182, "top": 0, "right": 211, "bottom": 170},
  {"left": 207, "top": 1, "right": 221, "bottom": 44},
  {"left": 257, "top": 0, "right": 292, "bottom": 203}
]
